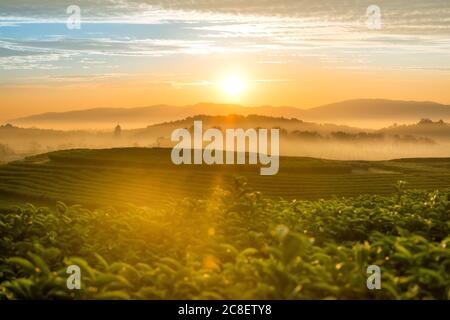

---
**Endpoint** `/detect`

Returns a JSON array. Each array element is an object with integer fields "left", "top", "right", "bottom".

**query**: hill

[
  {"left": 2, "top": 115, "right": 450, "bottom": 162},
  {"left": 7, "top": 103, "right": 305, "bottom": 130},
  {"left": 302, "top": 99, "right": 450, "bottom": 128},
  {"left": 8, "top": 99, "right": 450, "bottom": 130},
  {"left": 1, "top": 148, "right": 450, "bottom": 208},
  {"left": 380, "top": 119, "right": 450, "bottom": 141},
  {"left": 132, "top": 114, "right": 363, "bottom": 139}
]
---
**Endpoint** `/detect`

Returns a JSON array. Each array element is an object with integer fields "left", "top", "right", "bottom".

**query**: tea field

[
  {"left": 1, "top": 148, "right": 450, "bottom": 208},
  {"left": 0, "top": 148, "right": 449, "bottom": 299},
  {"left": 0, "top": 180, "right": 449, "bottom": 299}
]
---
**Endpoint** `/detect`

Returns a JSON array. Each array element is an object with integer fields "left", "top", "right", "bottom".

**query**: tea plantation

[
  {"left": 0, "top": 179, "right": 449, "bottom": 299},
  {"left": 2, "top": 148, "right": 450, "bottom": 208}
]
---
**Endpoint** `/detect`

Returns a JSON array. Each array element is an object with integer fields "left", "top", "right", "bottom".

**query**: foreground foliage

[{"left": 0, "top": 180, "right": 449, "bottom": 300}]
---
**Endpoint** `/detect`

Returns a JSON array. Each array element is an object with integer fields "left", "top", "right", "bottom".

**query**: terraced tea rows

[{"left": 1, "top": 148, "right": 450, "bottom": 208}]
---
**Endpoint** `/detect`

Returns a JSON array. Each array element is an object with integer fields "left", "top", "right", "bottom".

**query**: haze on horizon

[{"left": 1, "top": 0, "right": 450, "bottom": 123}]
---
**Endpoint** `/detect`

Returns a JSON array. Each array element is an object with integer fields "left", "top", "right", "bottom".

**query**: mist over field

[{"left": 2, "top": 108, "right": 450, "bottom": 162}]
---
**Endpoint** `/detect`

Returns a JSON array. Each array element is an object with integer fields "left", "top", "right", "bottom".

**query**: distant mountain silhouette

[
  {"left": 7, "top": 103, "right": 304, "bottom": 129},
  {"left": 301, "top": 99, "right": 450, "bottom": 125},
  {"left": 8, "top": 99, "right": 450, "bottom": 129}
]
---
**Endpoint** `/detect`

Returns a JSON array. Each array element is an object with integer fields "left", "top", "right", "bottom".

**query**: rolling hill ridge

[{"left": 8, "top": 99, "right": 450, "bottom": 129}]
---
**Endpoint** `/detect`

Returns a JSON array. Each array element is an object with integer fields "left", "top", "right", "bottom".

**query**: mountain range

[{"left": 7, "top": 99, "right": 450, "bottom": 130}]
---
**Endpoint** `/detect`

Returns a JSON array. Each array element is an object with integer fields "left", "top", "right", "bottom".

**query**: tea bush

[{"left": 0, "top": 180, "right": 449, "bottom": 299}]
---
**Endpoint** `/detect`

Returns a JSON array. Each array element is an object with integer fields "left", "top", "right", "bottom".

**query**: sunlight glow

[{"left": 221, "top": 75, "right": 246, "bottom": 97}]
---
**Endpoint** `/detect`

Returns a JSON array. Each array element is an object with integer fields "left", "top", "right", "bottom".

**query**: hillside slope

[{"left": 1, "top": 148, "right": 450, "bottom": 208}]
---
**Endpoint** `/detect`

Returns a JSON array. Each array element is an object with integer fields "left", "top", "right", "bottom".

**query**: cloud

[
  {"left": 0, "top": 1, "right": 449, "bottom": 72},
  {"left": 1, "top": 1, "right": 449, "bottom": 30},
  {"left": 0, "top": 53, "right": 68, "bottom": 70}
]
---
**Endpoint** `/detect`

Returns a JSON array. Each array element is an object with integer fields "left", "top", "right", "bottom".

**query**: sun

[{"left": 221, "top": 75, "right": 246, "bottom": 97}]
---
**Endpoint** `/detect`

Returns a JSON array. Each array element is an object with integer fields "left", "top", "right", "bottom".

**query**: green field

[
  {"left": 1, "top": 148, "right": 450, "bottom": 208},
  {"left": 1, "top": 148, "right": 449, "bottom": 300}
]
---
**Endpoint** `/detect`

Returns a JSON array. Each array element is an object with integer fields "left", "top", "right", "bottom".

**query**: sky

[{"left": 1, "top": 0, "right": 450, "bottom": 121}]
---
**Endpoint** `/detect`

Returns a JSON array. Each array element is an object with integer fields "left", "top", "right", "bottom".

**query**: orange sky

[
  {"left": 2, "top": 68, "right": 450, "bottom": 122},
  {"left": 1, "top": 0, "right": 450, "bottom": 122}
]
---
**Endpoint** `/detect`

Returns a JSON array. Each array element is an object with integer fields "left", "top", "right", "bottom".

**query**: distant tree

[
  {"left": 418, "top": 118, "right": 433, "bottom": 125},
  {"left": 114, "top": 124, "right": 122, "bottom": 138}
]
